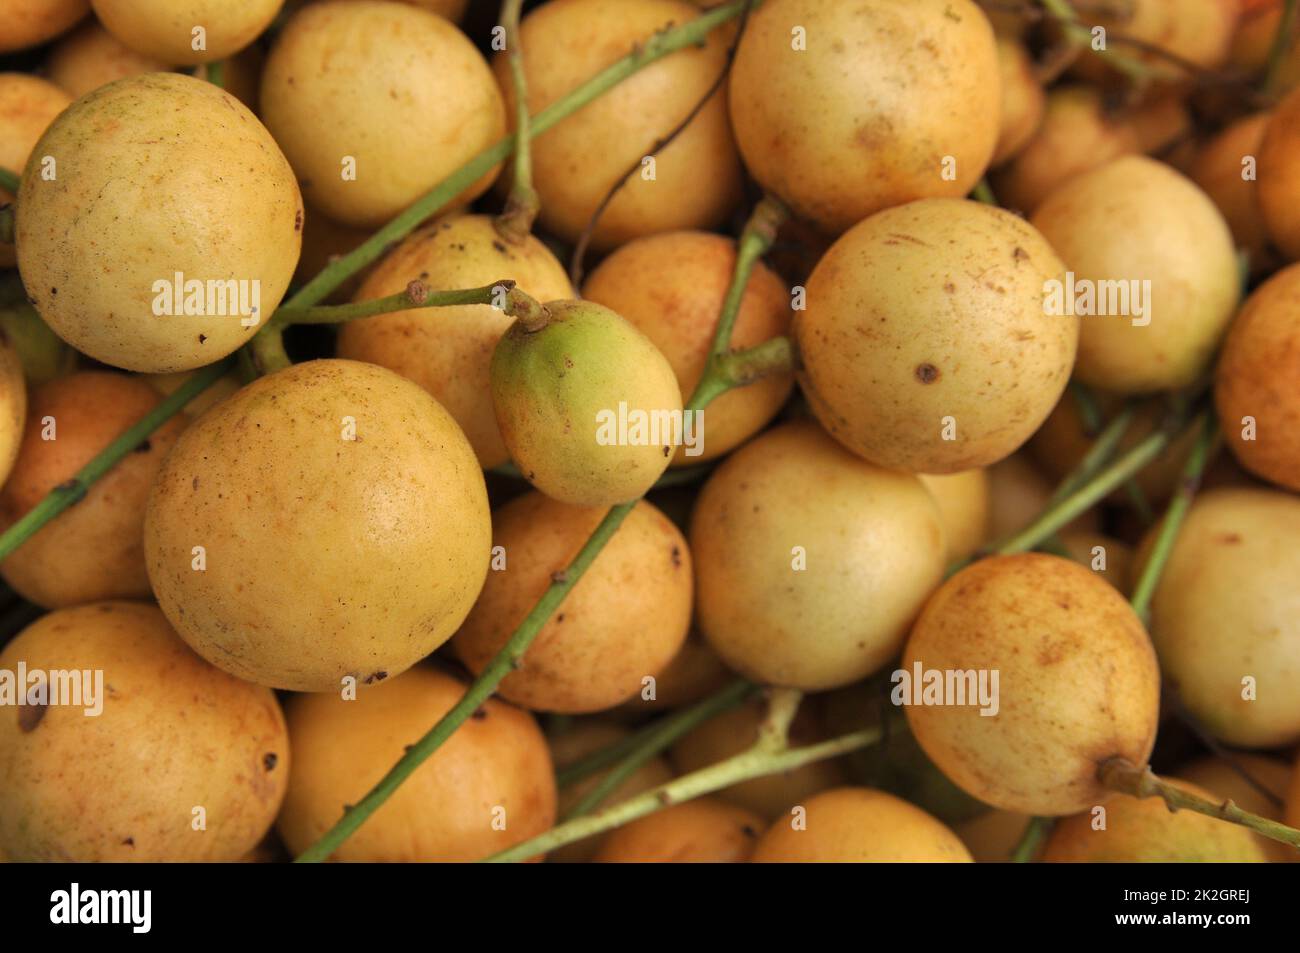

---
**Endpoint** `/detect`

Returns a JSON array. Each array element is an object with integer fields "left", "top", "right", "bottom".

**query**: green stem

[
  {"left": 1050, "top": 403, "right": 1135, "bottom": 502},
  {"left": 1038, "top": 0, "right": 1178, "bottom": 82},
  {"left": 1011, "top": 816, "right": 1052, "bottom": 862},
  {"left": 206, "top": 61, "right": 225, "bottom": 90},
  {"left": 971, "top": 179, "right": 997, "bottom": 205},
  {"left": 0, "top": 167, "right": 19, "bottom": 193},
  {"left": 690, "top": 336, "right": 794, "bottom": 411},
  {"left": 1128, "top": 411, "right": 1217, "bottom": 623},
  {"left": 0, "top": 357, "right": 234, "bottom": 562},
  {"left": 703, "top": 196, "right": 787, "bottom": 371},
  {"left": 279, "top": 0, "right": 752, "bottom": 311},
  {"left": 494, "top": 0, "right": 540, "bottom": 243},
  {"left": 1265, "top": 0, "right": 1299, "bottom": 94},
  {"left": 274, "top": 280, "right": 518, "bottom": 325},
  {"left": 562, "top": 679, "right": 754, "bottom": 819}
]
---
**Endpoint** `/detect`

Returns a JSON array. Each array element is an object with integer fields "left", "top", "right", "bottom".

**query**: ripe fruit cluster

[{"left": 0, "top": 0, "right": 1298, "bottom": 868}]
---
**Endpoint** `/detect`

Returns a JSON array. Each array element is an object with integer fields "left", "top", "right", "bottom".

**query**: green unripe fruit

[{"left": 491, "top": 300, "right": 683, "bottom": 506}]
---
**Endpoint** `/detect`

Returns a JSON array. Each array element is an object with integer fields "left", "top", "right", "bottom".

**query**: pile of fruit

[{"left": 0, "top": 0, "right": 1298, "bottom": 864}]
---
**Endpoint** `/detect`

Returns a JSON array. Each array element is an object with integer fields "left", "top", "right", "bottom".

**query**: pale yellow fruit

[
  {"left": 0, "top": 602, "right": 288, "bottom": 862},
  {"left": 0, "top": 373, "right": 185, "bottom": 608},
  {"left": 140, "top": 368, "right": 242, "bottom": 417},
  {"left": 0, "top": 324, "right": 25, "bottom": 488},
  {"left": 954, "top": 809, "right": 1031, "bottom": 863},
  {"left": 145, "top": 359, "right": 490, "bottom": 692},
  {"left": 16, "top": 72, "right": 301, "bottom": 372},
  {"left": 1075, "top": 0, "right": 1237, "bottom": 80},
  {"left": 1146, "top": 488, "right": 1300, "bottom": 748},
  {"left": 1180, "top": 753, "right": 1297, "bottom": 862},
  {"left": 45, "top": 20, "right": 173, "bottom": 99},
  {"left": 262, "top": 0, "right": 504, "bottom": 227},
  {"left": 617, "top": 632, "right": 733, "bottom": 714},
  {"left": 453, "top": 493, "right": 692, "bottom": 713},
  {"left": 692, "top": 420, "right": 945, "bottom": 690},
  {"left": 582, "top": 231, "right": 793, "bottom": 465},
  {"left": 751, "top": 788, "right": 973, "bottom": 863},
  {"left": 903, "top": 553, "right": 1160, "bottom": 816},
  {"left": 595, "top": 798, "right": 763, "bottom": 863},
  {"left": 277, "top": 666, "right": 555, "bottom": 862},
  {"left": 0, "top": 73, "right": 70, "bottom": 268},
  {"left": 992, "top": 38, "right": 1044, "bottom": 166},
  {"left": 495, "top": 0, "right": 741, "bottom": 249},
  {"left": 729, "top": 0, "right": 999, "bottom": 234},
  {"left": 1042, "top": 779, "right": 1269, "bottom": 863},
  {"left": 1191, "top": 112, "right": 1273, "bottom": 268},
  {"left": 795, "top": 198, "right": 1075, "bottom": 473},
  {"left": 91, "top": 0, "right": 281, "bottom": 64},
  {"left": 338, "top": 214, "right": 574, "bottom": 469},
  {"left": 1031, "top": 156, "right": 1240, "bottom": 394},
  {"left": 1259, "top": 87, "right": 1300, "bottom": 261},
  {"left": 918, "top": 470, "right": 990, "bottom": 563},
  {"left": 0, "top": 0, "right": 88, "bottom": 53},
  {"left": 1287, "top": 755, "right": 1300, "bottom": 830}
]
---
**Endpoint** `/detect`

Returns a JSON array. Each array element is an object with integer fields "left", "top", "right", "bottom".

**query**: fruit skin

[
  {"left": 494, "top": 0, "right": 741, "bottom": 249},
  {"left": 1072, "top": 0, "right": 1236, "bottom": 81},
  {"left": 1057, "top": 531, "right": 1134, "bottom": 595},
  {"left": 616, "top": 632, "right": 732, "bottom": 714},
  {"left": 692, "top": 420, "right": 946, "bottom": 691},
  {"left": 750, "top": 788, "right": 973, "bottom": 863},
  {"left": 0, "top": 0, "right": 88, "bottom": 54},
  {"left": 903, "top": 553, "right": 1160, "bottom": 816},
  {"left": 45, "top": 20, "right": 173, "bottom": 99},
  {"left": 795, "top": 198, "right": 1075, "bottom": 474},
  {"left": 918, "top": 470, "right": 990, "bottom": 563},
  {"left": 670, "top": 697, "right": 845, "bottom": 820},
  {"left": 338, "top": 214, "right": 574, "bottom": 469},
  {"left": 582, "top": 231, "right": 792, "bottom": 466},
  {"left": 1288, "top": 755, "right": 1300, "bottom": 831},
  {"left": 1042, "top": 779, "right": 1270, "bottom": 863},
  {"left": 954, "top": 809, "right": 1031, "bottom": 863},
  {"left": 730, "top": 0, "right": 998, "bottom": 235},
  {"left": 1191, "top": 113, "right": 1274, "bottom": 273},
  {"left": 0, "top": 325, "right": 25, "bottom": 489},
  {"left": 1144, "top": 488, "right": 1300, "bottom": 748},
  {"left": 0, "top": 373, "right": 186, "bottom": 608},
  {"left": 0, "top": 73, "right": 71, "bottom": 268},
  {"left": 1030, "top": 156, "right": 1240, "bottom": 394},
  {"left": 16, "top": 72, "right": 301, "bottom": 373},
  {"left": 145, "top": 359, "right": 490, "bottom": 692},
  {"left": 262, "top": 0, "right": 504, "bottom": 228},
  {"left": 491, "top": 299, "right": 683, "bottom": 506},
  {"left": 986, "top": 453, "right": 1098, "bottom": 540},
  {"left": 277, "top": 666, "right": 555, "bottom": 862},
  {"left": 1215, "top": 263, "right": 1300, "bottom": 492},
  {"left": 548, "top": 720, "right": 674, "bottom": 862},
  {"left": 1259, "top": 88, "right": 1300, "bottom": 261},
  {"left": 453, "top": 493, "right": 692, "bottom": 713},
  {"left": 0, "top": 602, "right": 289, "bottom": 862},
  {"left": 91, "top": 0, "right": 281, "bottom": 64},
  {"left": 1180, "top": 753, "right": 1297, "bottom": 862},
  {"left": 594, "top": 798, "right": 763, "bottom": 863},
  {"left": 992, "top": 38, "right": 1045, "bottom": 166}
]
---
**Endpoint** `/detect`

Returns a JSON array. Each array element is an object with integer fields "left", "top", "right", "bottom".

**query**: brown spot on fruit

[
  {"left": 18, "top": 695, "right": 47, "bottom": 732},
  {"left": 263, "top": 753, "right": 278, "bottom": 771},
  {"left": 915, "top": 363, "right": 940, "bottom": 384}
]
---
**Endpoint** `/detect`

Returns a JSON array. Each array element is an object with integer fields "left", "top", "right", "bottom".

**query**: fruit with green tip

[{"left": 491, "top": 299, "right": 683, "bottom": 506}]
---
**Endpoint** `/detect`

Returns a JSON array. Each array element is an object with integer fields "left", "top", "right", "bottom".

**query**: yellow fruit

[
  {"left": 0, "top": 73, "right": 70, "bottom": 268},
  {"left": 1191, "top": 113, "right": 1274, "bottom": 269},
  {"left": 918, "top": 470, "right": 990, "bottom": 563},
  {"left": 91, "top": 0, "right": 281, "bottom": 64},
  {"left": 0, "top": 323, "right": 24, "bottom": 488},
  {"left": 595, "top": 798, "right": 763, "bottom": 862},
  {"left": 954, "top": 809, "right": 1032, "bottom": 863},
  {"left": 45, "top": 19, "right": 173, "bottom": 99},
  {"left": 0, "top": 0, "right": 88, "bottom": 54},
  {"left": 992, "top": 38, "right": 1045, "bottom": 166},
  {"left": 1180, "top": 753, "right": 1297, "bottom": 862}
]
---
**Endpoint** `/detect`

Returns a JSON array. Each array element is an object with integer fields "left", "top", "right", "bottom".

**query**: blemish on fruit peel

[
  {"left": 1042, "top": 272, "right": 1151, "bottom": 327},
  {"left": 151, "top": 272, "right": 262, "bottom": 327},
  {"left": 891, "top": 662, "right": 999, "bottom": 717},
  {"left": 594, "top": 402, "right": 704, "bottom": 458},
  {"left": 0, "top": 663, "right": 104, "bottom": 717}
]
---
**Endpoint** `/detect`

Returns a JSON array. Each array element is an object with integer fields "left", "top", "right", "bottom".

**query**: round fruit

[
  {"left": 140, "top": 367, "right": 243, "bottom": 417},
  {"left": 692, "top": 420, "right": 946, "bottom": 690},
  {"left": 0, "top": 373, "right": 186, "bottom": 608},
  {"left": 581, "top": 231, "right": 793, "bottom": 465},
  {"left": 903, "top": 553, "right": 1161, "bottom": 816},
  {"left": 1058, "top": 530, "right": 1134, "bottom": 594},
  {"left": 618, "top": 633, "right": 733, "bottom": 713},
  {"left": 495, "top": 0, "right": 741, "bottom": 249},
  {"left": 1180, "top": 753, "right": 1297, "bottom": 862},
  {"left": 16, "top": 72, "right": 300, "bottom": 373},
  {"left": 1072, "top": 0, "right": 1236, "bottom": 80},
  {"left": 729, "top": 0, "right": 998, "bottom": 234},
  {"left": 0, "top": 73, "right": 71, "bottom": 268},
  {"left": 338, "top": 214, "right": 574, "bottom": 469},
  {"left": 1259, "top": 88, "right": 1300, "bottom": 260},
  {"left": 1288, "top": 755, "right": 1300, "bottom": 830},
  {"left": 594, "top": 798, "right": 763, "bottom": 863},
  {"left": 0, "top": 601, "right": 289, "bottom": 862},
  {"left": 1030, "top": 156, "right": 1240, "bottom": 394},
  {"left": 1144, "top": 488, "right": 1300, "bottom": 748},
  {"left": 452, "top": 492, "right": 691, "bottom": 713},
  {"left": 277, "top": 666, "right": 555, "bottom": 862},
  {"left": 918, "top": 469, "right": 990, "bottom": 563},
  {"left": 0, "top": 324, "right": 25, "bottom": 488},
  {"left": 261, "top": 0, "right": 505, "bottom": 227},
  {"left": 0, "top": 0, "right": 87, "bottom": 54},
  {"left": 986, "top": 453, "right": 1098, "bottom": 540},
  {"left": 992, "top": 38, "right": 1045, "bottom": 166},
  {"left": 491, "top": 300, "right": 682, "bottom": 505},
  {"left": 1042, "top": 779, "right": 1269, "bottom": 863},
  {"left": 45, "top": 20, "right": 173, "bottom": 99},
  {"left": 1191, "top": 113, "right": 1273, "bottom": 270},
  {"left": 145, "top": 359, "right": 490, "bottom": 692},
  {"left": 91, "top": 0, "right": 281, "bottom": 64},
  {"left": 750, "top": 787, "right": 973, "bottom": 863},
  {"left": 670, "top": 698, "right": 845, "bottom": 821},
  {"left": 953, "top": 809, "right": 1032, "bottom": 863},
  {"left": 1215, "top": 263, "right": 1300, "bottom": 491},
  {"left": 795, "top": 198, "right": 1074, "bottom": 473}
]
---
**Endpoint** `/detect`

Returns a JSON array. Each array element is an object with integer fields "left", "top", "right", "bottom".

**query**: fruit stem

[
  {"left": 293, "top": 500, "right": 639, "bottom": 863},
  {"left": 1098, "top": 758, "right": 1300, "bottom": 850},
  {"left": 273, "top": 280, "right": 520, "bottom": 324},
  {"left": 1011, "top": 816, "right": 1053, "bottom": 863},
  {"left": 494, "top": 0, "right": 541, "bottom": 244},
  {"left": 248, "top": 321, "right": 292, "bottom": 376},
  {"left": 561, "top": 678, "right": 754, "bottom": 819},
  {"left": 1265, "top": 0, "right": 1299, "bottom": 95},
  {"left": 203, "top": 61, "right": 225, "bottom": 90},
  {"left": 278, "top": 0, "right": 754, "bottom": 311},
  {"left": 1127, "top": 410, "right": 1218, "bottom": 624},
  {"left": 1036, "top": 0, "right": 1178, "bottom": 83},
  {"left": 1069, "top": 381, "right": 1153, "bottom": 521},
  {"left": 0, "top": 356, "right": 235, "bottom": 562},
  {"left": 0, "top": 166, "right": 18, "bottom": 193},
  {"left": 1049, "top": 402, "right": 1135, "bottom": 502},
  {"left": 484, "top": 700, "right": 883, "bottom": 863},
  {"left": 970, "top": 179, "right": 998, "bottom": 205}
]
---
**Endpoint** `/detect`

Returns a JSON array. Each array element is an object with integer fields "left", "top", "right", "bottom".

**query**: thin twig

[{"left": 494, "top": 0, "right": 540, "bottom": 243}]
